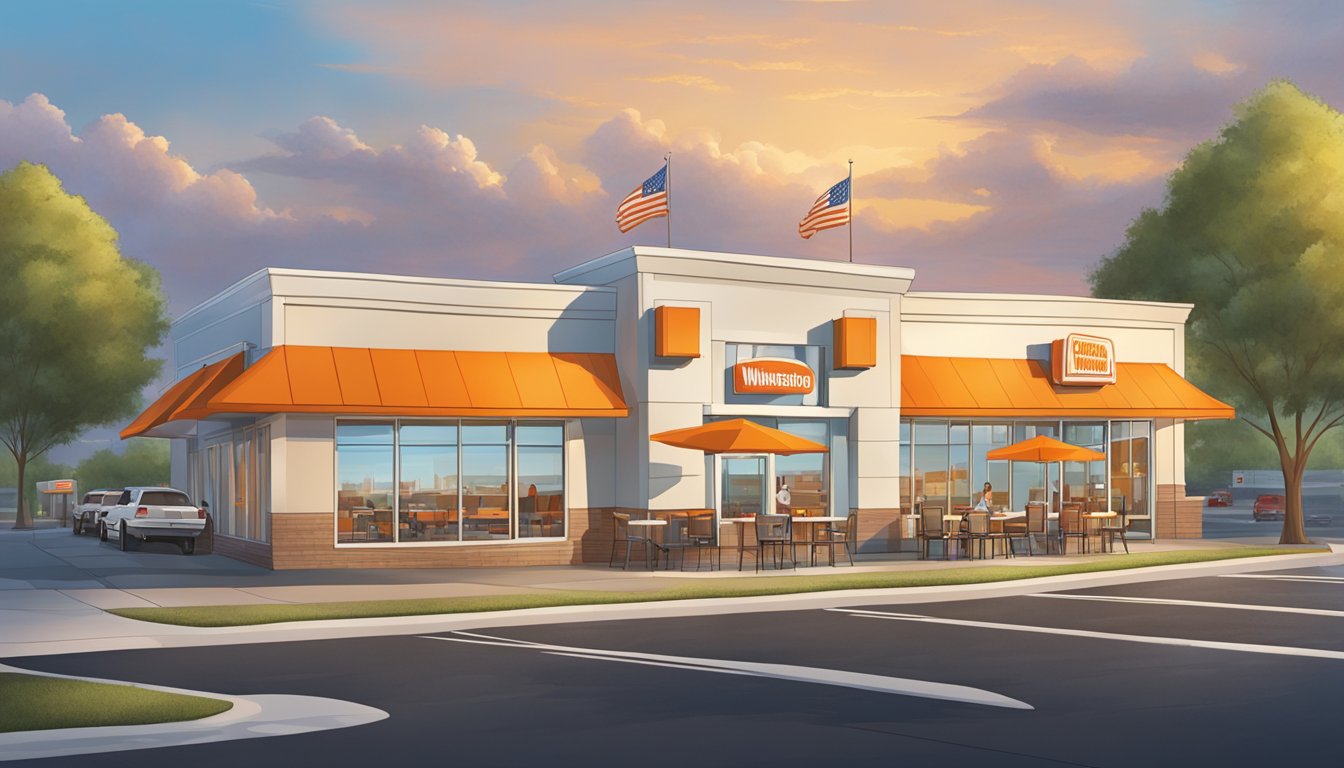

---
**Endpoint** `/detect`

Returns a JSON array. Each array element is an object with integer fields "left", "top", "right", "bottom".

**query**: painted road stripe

[
  {"left": 1031, "top": 592, "right": 1344, "bottom": 618},
  {"left": 830, "top": 608, "right": 1344, "bottom": 661},
  {"left": 421, "top": 631, "right": 1033, "bottom": 710},
  {"left": 1220, "top": 574, "right": 1344, "bottom": 584}
]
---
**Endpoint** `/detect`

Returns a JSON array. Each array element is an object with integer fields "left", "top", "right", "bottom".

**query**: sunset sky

[{"left": 4, "top": 0, "right": 1343, "bottom": 458}]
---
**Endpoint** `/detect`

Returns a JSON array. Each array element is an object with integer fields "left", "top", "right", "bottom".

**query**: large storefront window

[
  {"left": 905, "top": 419, "right": 1151, "bottom": 530},
  {"left": 462, "top": 422, "right": 510, "bottom": 541},
  {"left": 912, "top": 421, "right": 949, "bottom": 512},
  {"left": 775, "top": 420, "right": 829, "bottom": 515},
  {"left": 399, "top": 423, "right": 459, "bottom": 542},
  {"left": 899, "top": 421, "right": 911, "bottom": 514},
  {"left": 194, "top": 425, "right": 271, "bottom": 543},
  {"left": 1110, "top": 421, "right": 1151, "bottom": 536},
  {"left": 517, "top": 424, "right": 564, "bottom": 539},
  {"left": 337, "top": 419, "right": 565, "bottom": 545},
  {"left": 972, "top": 423, "right": 1010, "bottom": 509},
  {"left": 1063, "top": 422, "right": 1107, "bottom": 509},
  {"left": 337, "top": 423, "right": 395, "bottom": 543}
]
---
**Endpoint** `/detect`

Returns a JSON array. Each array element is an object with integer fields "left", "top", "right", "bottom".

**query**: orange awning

[
  {"left": 651, "top": 418, "right": 829, "bottom": 455},
  {"left": 120, "top": 353, "right": 246, "bottom": 439},
  {"left": 901, "top": 356, "right": 1234, "bottom": 420},
  {"left": 203, "top": 346, "right": 627, "bottom": 418},
  {"left": 122, "top": 347, "right": 628, "bottom": 439}
]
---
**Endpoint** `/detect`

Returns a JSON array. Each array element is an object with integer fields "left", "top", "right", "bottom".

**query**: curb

[
  {"left": 0, "top": 663, "right": 387, "bottom": 762},
  {"left": 3, "top": 548, "right": 1339, "bottom": 659}
]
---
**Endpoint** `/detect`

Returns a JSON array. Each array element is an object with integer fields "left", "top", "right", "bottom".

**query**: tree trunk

[
  {"left": 1278, "top": 454, "right": 1310, "bottom": 545},
  {"left": 12, "top": 454, "right": 31, "bottom": 530}
]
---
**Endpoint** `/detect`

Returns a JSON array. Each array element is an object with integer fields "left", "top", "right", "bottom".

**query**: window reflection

[
  {"left": 335, "top": 419, "right": 566, "bottom": 545},
  {"left": 906, "top": 419, "right": 1150, "bottom": 523},
  {"left": 517, "top": 424, "right": 564, "bottom": 538},
  {"left": 776, "top": 420, "right": 829, "bottom": 516},
  {"left": 399, "top": 423, "right": 458, "bottom": 542},
  {"left": 462, "top": 422, "right": 510, "bottom": 540},
  {"left": 337, "top": 422, "right": 395, "bottom": 544}
]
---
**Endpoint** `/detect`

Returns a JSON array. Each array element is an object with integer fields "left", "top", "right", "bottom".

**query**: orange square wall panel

[
  {"left": 655, "top": 306, "right": 700, "bottom": 358},
  {"left": 834, "top": 317, "right": 877, "bottom": 369}
]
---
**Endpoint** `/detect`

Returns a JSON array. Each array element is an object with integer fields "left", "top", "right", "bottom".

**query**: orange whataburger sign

[
  {"left": 1051, "top": 333, "right": 1116, "bottom": 386},
  {"left": 733, "top": 358, "right": 816, "bottom": 395}
]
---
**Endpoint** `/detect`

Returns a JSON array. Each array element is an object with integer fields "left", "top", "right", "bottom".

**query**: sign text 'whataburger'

[
  {"left": 733, "top": 357, "right": 816, "bottom": 395},
  {"left": 1050, "top": 333, "right": 1116, "bottom": 386}
]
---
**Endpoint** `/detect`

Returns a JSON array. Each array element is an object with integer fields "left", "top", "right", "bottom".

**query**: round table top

[{"left": 626, "top": 519, "right": 667, "bottom": 527}]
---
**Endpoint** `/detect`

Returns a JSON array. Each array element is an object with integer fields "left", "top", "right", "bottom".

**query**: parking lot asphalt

[
  {"left": 1203, "top": 498, "right": 1344, "bottom": 541},
  {"left": 10, "top": 563, "right": 1343, "bottom": 767}
]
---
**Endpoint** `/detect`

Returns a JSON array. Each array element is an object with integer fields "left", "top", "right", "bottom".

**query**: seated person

[{"left": 974, "top": 482, "right": 993, "bottom": 511}]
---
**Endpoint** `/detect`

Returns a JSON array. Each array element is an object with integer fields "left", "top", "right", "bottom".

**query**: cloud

[
  {"left": 859, "top": 131, "right": 1165, "bottom": 292},
  {"left": 951, "top": 55, "right": 1257, "bottom": 142},
  {"left": 633, "top": 74, "right": 731, "bottom": 93},
  {"left": 1, "top": 92, "right": 1171, "bottom": 320}
]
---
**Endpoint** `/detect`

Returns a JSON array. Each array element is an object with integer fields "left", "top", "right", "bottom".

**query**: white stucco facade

[{"left": 144, "top": 247, "right": 1217, "bottom": 568}]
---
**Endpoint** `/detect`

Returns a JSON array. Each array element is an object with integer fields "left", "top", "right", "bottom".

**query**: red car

[
  {"left": 1252, "top": 494, "right": 1285, "bottom": 521},
  {"left": 1208, "top": 490, "right": 1233, "bottom": 507}
]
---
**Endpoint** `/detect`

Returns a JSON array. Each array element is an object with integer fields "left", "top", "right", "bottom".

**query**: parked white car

[
  {"left": 73, "top": 489, "right": 121, "bottom": 535},
  {"left": 101, "top": 487, "right": 207, "bottom": 555}
]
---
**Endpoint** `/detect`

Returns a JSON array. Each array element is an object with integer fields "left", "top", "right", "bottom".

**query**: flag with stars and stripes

[
  {"left": 616, "top": 164, "right": 669, "bottom": 233},
  {"left": 798, "top": 177, "right": 850, "bottom": 239}
]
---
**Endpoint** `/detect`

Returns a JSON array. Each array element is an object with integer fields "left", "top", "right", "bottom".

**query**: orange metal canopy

[
  {"left": 119, "top": 352, "right": 245, "bottom": 439},
  {"left": 987, "top": 435, "right": 1106, "bottom": 462},
  {"left": 122, "top": 346, "right": 627, "bottom": 438},
  {"left": 901, "top": 356, "right": 1234, "bottom": 421},
  {"left": 651, "top": 418, "right": 829, "bottom": 455}
]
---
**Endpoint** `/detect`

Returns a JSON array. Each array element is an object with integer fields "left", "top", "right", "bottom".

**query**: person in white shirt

[
  {"left": 974, "top": 482, "right": 993, "bottom": 511},
  {"left": 775, "top": 480, "right": 792, "bottom": 514}
]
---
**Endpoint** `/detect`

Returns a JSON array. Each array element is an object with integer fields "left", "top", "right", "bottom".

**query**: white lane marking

[
  {"left": 421, "top": 630, "right": 1032, "bottom": 710},
  {"left": 1031, "top": 593, "right": 1344, "bottom": 618},
  {"left": 1220, "top": 574, "right": 1344, "bottom": 584},
  {"left": 830, "top": 608, "right": 1344, "bottom": 661}
]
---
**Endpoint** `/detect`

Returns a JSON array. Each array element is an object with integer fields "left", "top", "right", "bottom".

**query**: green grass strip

[
  {"left": 109, "top": 547, "right": 1323, "bottom": 628},
  {"left": 0, "top": 673, "right": 233, "bottom": 733}
]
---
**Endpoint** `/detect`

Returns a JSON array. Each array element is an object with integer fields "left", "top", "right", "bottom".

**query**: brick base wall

[
  {"left": 225, "top": 508, "right": 896, "bottom": 570},
  {"left": 212, "top": 534, "right": 273, "bottom": 568},
  {"left": 1156, "top": 484, "right": 1204, "bottom": 539},
  {"left": 258, "top": 507, "right": 668, "bottom": 570}
]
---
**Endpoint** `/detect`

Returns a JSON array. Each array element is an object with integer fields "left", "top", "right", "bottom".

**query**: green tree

[
  {"left": 0, "top": 162, "right": 168, "bottom": 529},
  {"left": 73, "top": 439, "right": 170, "bottom": 493},
  {"left": 0, "top": 452, "right": 74, "bottom": 517},
  {"left": 1092, "top": 81, "right": 1344, "bottom": 544}
]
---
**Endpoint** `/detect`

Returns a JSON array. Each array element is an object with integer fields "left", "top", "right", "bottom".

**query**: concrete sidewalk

[{"left": 2, "top": 525, "right": 1341, "bottom": 660}]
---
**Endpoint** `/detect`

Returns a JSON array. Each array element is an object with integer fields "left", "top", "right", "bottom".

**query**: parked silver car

[
  {"left": 73, "top": 489, "right": 122, "bottom": 535},
  {"left": 101, "top": 486, "right": 207, "bottom": 554}
]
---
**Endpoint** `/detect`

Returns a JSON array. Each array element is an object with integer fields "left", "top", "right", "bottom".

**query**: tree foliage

[
  {"left": 0, "top": 162, "right": 168, "bottom": 528},
  {"left": 1091, "top": 81, "right": 1344, "bottom": 544},
  {"left": 72, "top": 439, "right": 170, "bottom": 494}
]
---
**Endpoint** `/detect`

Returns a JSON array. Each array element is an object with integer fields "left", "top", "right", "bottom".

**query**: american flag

[
  {"left": 616, "top": 164, "right": 669, "bottom": 233},
  {"left": 798, "top": 177, "right": 851, "bottom": 239}
]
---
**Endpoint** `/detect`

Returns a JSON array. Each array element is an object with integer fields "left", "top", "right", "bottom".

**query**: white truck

[{"left": 101, "top": 486, "right": 207, "bottom": 555}]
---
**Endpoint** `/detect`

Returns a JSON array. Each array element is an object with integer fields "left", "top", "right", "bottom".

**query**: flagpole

[
  {"left": 847, "top": 158, "right": 853, "bottom": 263},
  {"left": 665, "top": 152, "right": 672, "bottom": 248}
]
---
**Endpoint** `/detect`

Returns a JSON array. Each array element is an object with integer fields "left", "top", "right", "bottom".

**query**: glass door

[{"left": 720, "top": 455, "right": 768, "bottom": 519}]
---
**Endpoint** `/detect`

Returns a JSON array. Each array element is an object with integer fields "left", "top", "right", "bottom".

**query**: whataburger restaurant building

[{"left": 123, "top": 247, "right": 1233, "bottom": 569}]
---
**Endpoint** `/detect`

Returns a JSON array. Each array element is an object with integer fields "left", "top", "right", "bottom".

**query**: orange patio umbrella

[
  {"left": 650, "top": 418, "right": 828, "bottom": 455},
  {"left": 986, "top": 435, "right": 1104, "bottom": 463},
  {"left": 987, "top": 435, "right": 1105, "bottom": 511}
]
